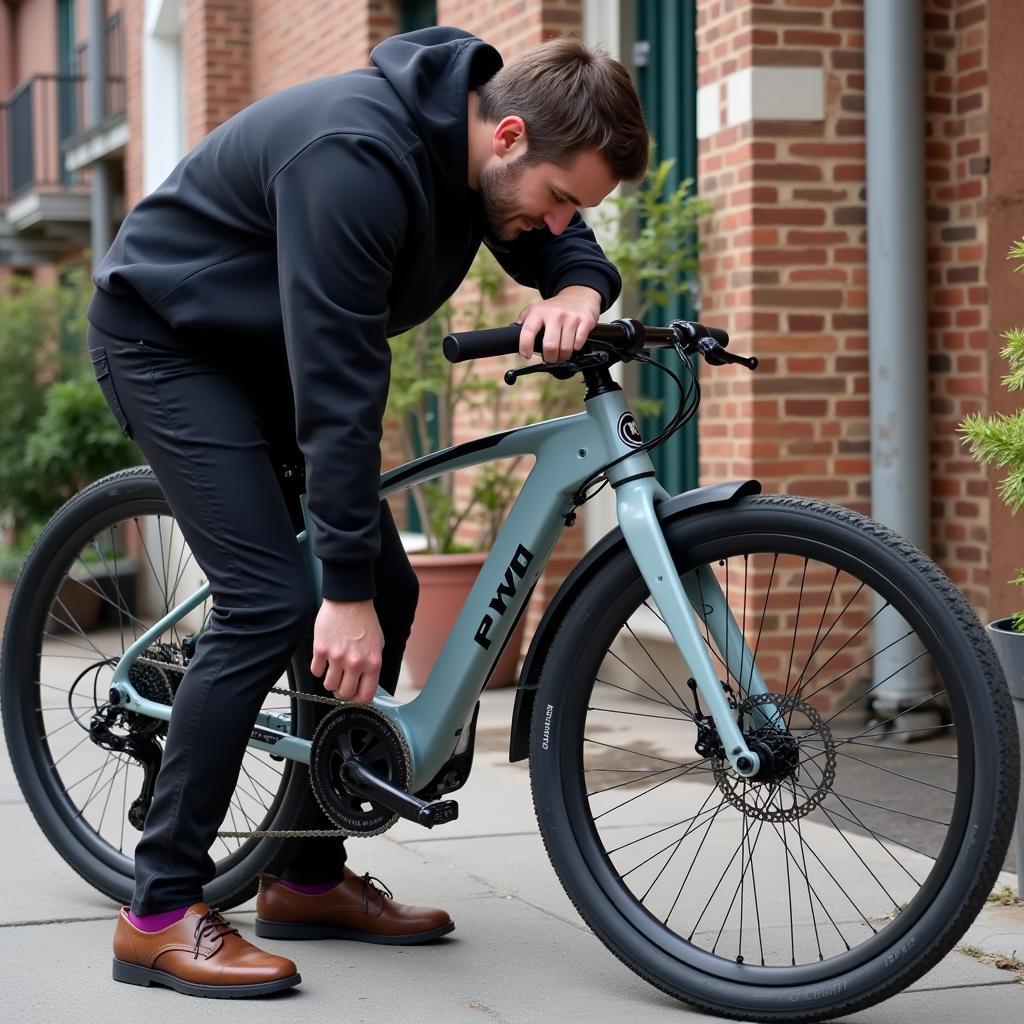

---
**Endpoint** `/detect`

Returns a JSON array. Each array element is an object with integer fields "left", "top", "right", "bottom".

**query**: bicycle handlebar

[{"left": 442, "top": 319, "right": 734, "bottom": 365}]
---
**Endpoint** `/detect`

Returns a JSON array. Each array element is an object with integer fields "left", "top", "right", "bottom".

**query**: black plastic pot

[{"left": 986, "top": 618, "right": 1024, "bottom": 891}]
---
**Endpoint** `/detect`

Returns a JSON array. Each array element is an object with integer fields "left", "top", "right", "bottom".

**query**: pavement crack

[
  {"left": 0, "top": 915, "right": 113, "bottom": 928},
  {"left": 905, "top": 980, "right": 1020, "bottom": 993}
]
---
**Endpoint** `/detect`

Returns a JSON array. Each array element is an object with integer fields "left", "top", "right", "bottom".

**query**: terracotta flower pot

[{"left": 404, "top": 551, "right": 526, "bottom": 691}]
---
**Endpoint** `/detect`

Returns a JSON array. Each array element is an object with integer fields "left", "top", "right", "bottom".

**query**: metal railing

[
  {"left": 74, "top": 11, "right": 127, "bottom": 126},
  {"left": 1, "top": 11, "right": 125, "bottom": 206},
  {"left": 0, "top": 74, "right": 87, "bottom": 204}
]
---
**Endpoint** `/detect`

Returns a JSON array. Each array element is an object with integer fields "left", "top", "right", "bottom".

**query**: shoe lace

[
  {"left": 192, "top": 906, "right": 239, "bottom": 959},
  {"left": 360, "top": 873, "right": 394, "bottom": 914}
]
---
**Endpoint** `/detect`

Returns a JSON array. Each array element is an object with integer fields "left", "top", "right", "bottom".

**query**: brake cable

[{"left": 562, "top": 328, "right": 702, "bottom": 523}]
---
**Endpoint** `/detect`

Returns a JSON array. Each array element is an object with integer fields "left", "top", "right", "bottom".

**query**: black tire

[
  {"left": 0, "top": 467, "right": 314, "bottom": 910},
  {"left": 530, "top": 494, "right": 1018, "bottom": 1022}
]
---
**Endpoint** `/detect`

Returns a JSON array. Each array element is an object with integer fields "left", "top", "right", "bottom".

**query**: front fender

[{"left": 508, "top": 479, "right": 762, "bottom": 761}]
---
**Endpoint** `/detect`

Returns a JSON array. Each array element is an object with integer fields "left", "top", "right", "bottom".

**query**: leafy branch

[{"left": 959, "top": 239, "right": 1024, "bottom": 629}]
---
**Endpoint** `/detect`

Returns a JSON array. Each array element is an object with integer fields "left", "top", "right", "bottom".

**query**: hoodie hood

[{"left": 370, "top": 26, "right": 503, "bottom": 194}]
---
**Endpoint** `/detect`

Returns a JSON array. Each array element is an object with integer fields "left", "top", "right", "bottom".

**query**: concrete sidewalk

[{"left": 1, "top": 686, "right": 1021, "bottom": 1023}]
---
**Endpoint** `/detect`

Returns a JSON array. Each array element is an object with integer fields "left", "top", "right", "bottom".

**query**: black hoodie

[{"left": 88, "top": 27, "right": 622, "bottom": 601}]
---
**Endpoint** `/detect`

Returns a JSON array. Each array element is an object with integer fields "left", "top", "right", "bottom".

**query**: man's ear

[{"left": 492, "top": 115, "right": 527, "bottom": 157}]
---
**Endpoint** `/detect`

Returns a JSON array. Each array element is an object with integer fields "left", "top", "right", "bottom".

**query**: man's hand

[
  {"left": 311, "top": 598, "right": 384, "bottom": 703},
  {"left": 516, "top": 285, "right": 602, "bottom": 362}
]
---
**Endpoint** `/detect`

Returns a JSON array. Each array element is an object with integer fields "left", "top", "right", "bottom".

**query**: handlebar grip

[
  {"left": 707, "top": 326, "right": 730, "bottom": 348},
  {"left": 443, "top": 324, "right": 530, "bottom": 363}
]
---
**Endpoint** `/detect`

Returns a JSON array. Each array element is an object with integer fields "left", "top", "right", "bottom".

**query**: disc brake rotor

[{"left": 712, "top": 691, "right": 837, "bottom": 823}]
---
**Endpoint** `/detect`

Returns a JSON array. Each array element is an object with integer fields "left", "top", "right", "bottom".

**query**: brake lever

[
  {"left": 696, "top": 336, "right": 759, "bottom": 371},
  {"left": 503, "top": 350, "right": 611, "bottom": 386}
]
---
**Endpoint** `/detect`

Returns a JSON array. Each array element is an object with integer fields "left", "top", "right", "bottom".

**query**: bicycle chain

[{"left": 134, "top": 655, "right": 352, "bottom": 838}]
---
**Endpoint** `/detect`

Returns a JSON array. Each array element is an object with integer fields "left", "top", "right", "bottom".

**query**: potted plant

[
  {"left": 959, "top": 238, "right": 1024, "bottom": 895},
  {"left": 959, "top": 239, "right": 1024, "bottom": 687}
]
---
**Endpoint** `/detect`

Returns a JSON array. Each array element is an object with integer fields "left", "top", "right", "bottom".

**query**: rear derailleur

[
  {"left": 89, "top": 706, "right": 162, "bottom": 830},
  {"left": 85, "top": 636, "right": 196, "bottom": 831}
]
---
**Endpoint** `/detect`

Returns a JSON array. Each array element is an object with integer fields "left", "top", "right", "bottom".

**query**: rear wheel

[
  {"left": 530, "top": 494, "right": 1017, "bottom": 1022},
  {"left": 1, "top": 467, "right": 314, "bottom": 909}
]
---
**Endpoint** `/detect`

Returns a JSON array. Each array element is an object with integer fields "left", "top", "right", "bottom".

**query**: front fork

[{"left": 614, "top": 475, "right": 779, "bottom": 778}]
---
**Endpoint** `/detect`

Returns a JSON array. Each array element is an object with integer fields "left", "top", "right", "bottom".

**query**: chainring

[
  {"left": 309, "top": 704, "right": 412, "bottom": 837},
  {"left": 712, "top": 691, "right": 837, "bottom": 823}
]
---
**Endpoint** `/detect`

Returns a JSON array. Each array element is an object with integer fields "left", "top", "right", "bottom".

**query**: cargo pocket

[{"left": 89, "top": 346, "right": 134, "bottom": 439}]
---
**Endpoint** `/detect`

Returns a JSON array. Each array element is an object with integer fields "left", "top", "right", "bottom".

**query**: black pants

[{"left": 87, "top": 323, "right": 418, "bottom": 914}]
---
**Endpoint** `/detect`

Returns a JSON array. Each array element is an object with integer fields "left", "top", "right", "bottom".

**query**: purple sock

[
  {"left": 279, "top": 878, "right": 339, "bottom": 895},
  {"left": 127, "top": 906, "right": 190, "bottom": 932}
]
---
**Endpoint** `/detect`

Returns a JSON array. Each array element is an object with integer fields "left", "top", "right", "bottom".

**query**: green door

[
  {"left": 57, "top": 0, "right": 78, "bottom": 184},
  {"left": 635, "top": 0, "right": 699, "bottom": 495},
  {"left": 401, "top": 1, "right": 436, "bottom": 32}
]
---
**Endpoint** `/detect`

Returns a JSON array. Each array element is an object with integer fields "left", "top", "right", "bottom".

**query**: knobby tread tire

[
  {"left": 528, "top": 493, "right": 1018, "bottom": 1023},
  {"left": 1, "top": 467, "right": 312, "bottom": 910}
]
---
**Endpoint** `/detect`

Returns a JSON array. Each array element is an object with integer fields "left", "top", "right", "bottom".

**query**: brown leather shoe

[
  {"left": 112, "top": 903, "right": 301, "bottom": 997},
  {"left": 255, "top": 867, "right": 454, "bottom": 944}
]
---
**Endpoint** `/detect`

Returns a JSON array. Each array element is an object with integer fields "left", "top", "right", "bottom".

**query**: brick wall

[
  {"left": 250, "top": 0, "right": 399, "bottom": 99},
  {"left": 122, "top": 0, "right": 142, "bottom": 210},
  {"left": 924, "top": 0, "right": 989, "bottom": 612},
  {"left": 184, "top": 0, "right": 252, "bottom": 146},
  {"left": 694, "top": 0, "right": 991, "bottom": 707},
  {"left": 438, "top": 0, "right": 582, "bottom": 54}
]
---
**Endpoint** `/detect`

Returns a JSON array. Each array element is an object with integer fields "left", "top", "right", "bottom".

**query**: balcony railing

[
  {"left": 1, "top": 11, "right": 125, "bottom": 206},
  {"left": 0, "top": 74, "right": 87, "bottom": 204},
  {"left": 74, "top": 11, "right": 127, "bottom": 126}
]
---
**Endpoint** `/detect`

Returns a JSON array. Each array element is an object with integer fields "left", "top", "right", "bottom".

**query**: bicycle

[{"left": 1, "top": 318, "right": 1018, "bottom": 1022}]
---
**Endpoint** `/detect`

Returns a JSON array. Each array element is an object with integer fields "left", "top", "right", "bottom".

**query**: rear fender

[{"left": 508, "top": 479, "right": 762, "bottom": 761}]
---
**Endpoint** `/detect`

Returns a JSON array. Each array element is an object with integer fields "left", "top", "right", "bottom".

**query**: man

[{"left": 88, "top": 26, "right": 648, "bottom": 996}]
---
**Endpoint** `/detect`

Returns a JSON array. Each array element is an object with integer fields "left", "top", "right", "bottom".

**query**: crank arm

[{"left": 340, "top": 759, "right": 459, "bottom": 829}]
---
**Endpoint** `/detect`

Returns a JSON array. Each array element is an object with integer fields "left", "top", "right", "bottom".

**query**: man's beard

[{"left": 479, "top": 156, "right": 530, "bottom": 241}]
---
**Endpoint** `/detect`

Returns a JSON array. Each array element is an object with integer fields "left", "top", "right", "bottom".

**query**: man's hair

[{"left": 476, "top": 37, "right": 649, "bottom": 183}]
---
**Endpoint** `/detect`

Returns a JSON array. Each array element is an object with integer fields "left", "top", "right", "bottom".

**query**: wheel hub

[{"left": 712, "top": 692, "right": 836, "bottom": 822}]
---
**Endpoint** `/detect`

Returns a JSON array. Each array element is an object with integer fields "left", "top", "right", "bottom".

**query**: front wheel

[{"left": 530, "top": 494, "right": 1017, "bottom": 1022}]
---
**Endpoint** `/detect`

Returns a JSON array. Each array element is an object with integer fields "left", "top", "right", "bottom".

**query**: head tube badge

[{"left": 617, "top": 412, "right": 643, "bottom": 449}]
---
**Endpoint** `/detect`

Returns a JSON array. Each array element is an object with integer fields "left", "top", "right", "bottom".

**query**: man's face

[{"left": 479, "top": 148, "right": 618, "bottom": 242}]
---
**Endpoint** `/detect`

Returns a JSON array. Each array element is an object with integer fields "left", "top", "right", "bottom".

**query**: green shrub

[
  {"left": 959, "top": 238, "right": 1024, "bottom": 630},
  {"left": 0, "top": 268, "right": 139, "bottom": 561}
]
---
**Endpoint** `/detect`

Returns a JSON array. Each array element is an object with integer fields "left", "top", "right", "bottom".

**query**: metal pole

[
  {"left": 88, "top": 0, "right": 111, "bottom": 267},
  {"left": 864, "top": 0, "right": 933, "bottom": 713}
]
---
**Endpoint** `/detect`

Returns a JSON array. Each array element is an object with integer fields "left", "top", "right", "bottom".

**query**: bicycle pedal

[
  {"left": 418, "top": 800, "right": 459, "bottom": 829},
  {"left": 340, "top": 758, "right": 458, "bottom": 830}
]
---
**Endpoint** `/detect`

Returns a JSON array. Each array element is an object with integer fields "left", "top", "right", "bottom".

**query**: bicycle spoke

[
  {"left": 601, "top": 652, "right": 691, "bottom": 716},
  {"left": 784, "top": 558, "right": 809, "bottom": 696},
  {"left": 584, "top": 736, "right": 690, "bottom": 767},
  {"left": 587, "top": 759, "right": 712, "bottom": 799},
  {"left": 623, "top": 621, "right": 694, "bottom": 714},
  {"left": 587, "top": 705, "right": 694, "bottom": 723},
  {"left": 804, "top": 743, "right": 956, "bottom": 795},
  {"left": 592, "top": 761, "right": 707, "bottom": 823},
  {"left": 71, "top": 550, "right": 148, "bottom": 634}
]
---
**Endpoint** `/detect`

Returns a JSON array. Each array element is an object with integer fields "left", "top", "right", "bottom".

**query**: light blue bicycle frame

[{"left": 109, "top": 385, "right": 771, "bottom": 791}]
